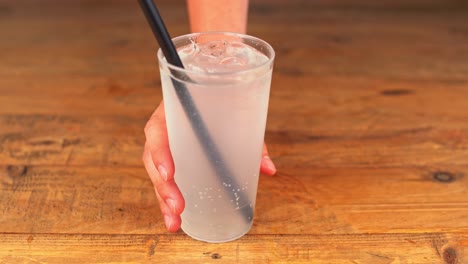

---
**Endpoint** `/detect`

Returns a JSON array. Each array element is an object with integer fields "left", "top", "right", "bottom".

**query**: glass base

[{"left": 181, "top": 221, "right": 253, "bottom": 243}]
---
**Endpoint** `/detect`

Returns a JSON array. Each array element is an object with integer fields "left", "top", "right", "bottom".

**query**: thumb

[{"left": 260, "top": 143, "right": 277, "bottom": 175}]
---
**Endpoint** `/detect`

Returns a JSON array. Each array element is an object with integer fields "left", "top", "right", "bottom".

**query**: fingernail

[
  {"left": 263, "top": 156, "right": 277, "bottom": 174},
  {"left": 166, "top": 198, "right": 176, "bottom": 214},
  {"left": 158, "top": 165, "right": 168, "bottom": 181},
  {"left": 164, "top": 215, "right": 172, "bottom": 230}
]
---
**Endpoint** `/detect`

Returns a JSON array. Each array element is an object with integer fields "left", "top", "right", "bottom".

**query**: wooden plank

[
  {"left": 1, "top": 107, "right": 468, "bottom": 167},
  {"left": 0, "top": 166, "right": 160, "bottom": 234},
  {"left": 258, "top": 168, "right": 468, "bottom": 234},
  {"left": 1, "top": 166, "right": 467, "bottom": 235},
  {"left": 0, "top": 114, "right": 146, "bottom": 166},
  {"left": 1, "top": 4, "right": 466, "bottom": 82},
  {"left": 0, "top": 233, "right": 466, "bottom": 263}
]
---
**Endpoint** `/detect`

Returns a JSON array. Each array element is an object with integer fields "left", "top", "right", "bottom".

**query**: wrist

[{"left": 187, "top": 0, "right": 248, "bottom": 34}]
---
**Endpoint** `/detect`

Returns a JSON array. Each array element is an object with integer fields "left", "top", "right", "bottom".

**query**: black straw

[{"left": 138, "top": 0, "right": 253, "bottom": 223}]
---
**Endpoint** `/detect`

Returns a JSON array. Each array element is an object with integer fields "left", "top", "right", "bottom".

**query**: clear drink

[{"left": 158, "top": 32, "right": 274, "bottom": 243}]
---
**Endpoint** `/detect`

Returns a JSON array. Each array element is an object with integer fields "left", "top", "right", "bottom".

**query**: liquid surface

[{"left": 178, "top": 40, "right": 269, "bottom": 73}]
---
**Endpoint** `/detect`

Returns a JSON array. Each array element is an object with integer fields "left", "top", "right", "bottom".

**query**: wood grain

[
  {"left": 1, "top": 165, "right": 468, "bottom": 235},
  {"left": 1, "top": 233, "right": 467, "bottom": 264},
  {"left": 1, "top": 0, "right": 468, "bottom": 263}
]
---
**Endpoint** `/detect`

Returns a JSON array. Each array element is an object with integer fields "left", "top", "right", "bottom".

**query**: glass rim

[{"left": 157, "top": 31, "right": 275, "bottom": 77}]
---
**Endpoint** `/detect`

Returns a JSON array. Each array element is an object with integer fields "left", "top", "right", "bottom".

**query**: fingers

[
  {"left": 143, "top": 142, "right": 185, "bottom": 232},
  {"left": 155, "top": 190, "right": 182, "bottom": 232},
  {"left": 143, "top": 101, "right": 175, "bottom": 182},
  {"left": 143, "top": 101, "right": 184, "bottom": 232},
  {"left": 260, "top": 142, "right": 277, "bottom": 175}
]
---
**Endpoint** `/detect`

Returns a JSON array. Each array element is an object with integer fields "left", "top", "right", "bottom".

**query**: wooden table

[{"left": 1, "top": 0, "right": 467, "bottom": 263}]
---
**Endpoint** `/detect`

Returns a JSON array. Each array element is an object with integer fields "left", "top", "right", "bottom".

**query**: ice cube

[{"left": 177, "top": 40, "right": 268, "bottom": 74}]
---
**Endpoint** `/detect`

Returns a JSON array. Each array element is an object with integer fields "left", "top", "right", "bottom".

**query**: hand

[{"left": 142, "top": 100, "right": 277, "bottom": 232}]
